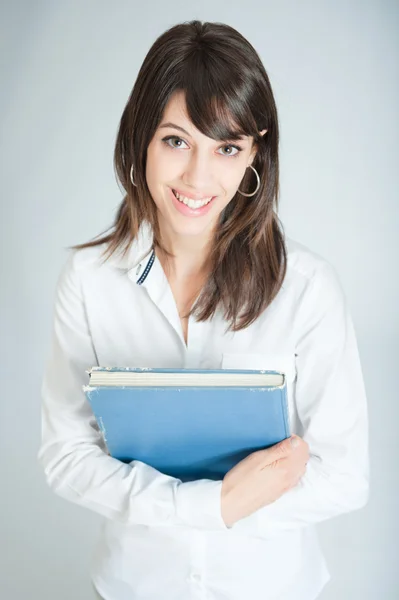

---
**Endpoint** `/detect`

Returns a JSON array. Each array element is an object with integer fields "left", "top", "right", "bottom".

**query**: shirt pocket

[{"left": 221, "top": 352, "right": 297, "bottom": 432}]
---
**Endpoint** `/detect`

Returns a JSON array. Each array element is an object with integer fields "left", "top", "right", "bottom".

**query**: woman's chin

[{"left": 171, "top": 219, "right": 214, "bottom": 238}]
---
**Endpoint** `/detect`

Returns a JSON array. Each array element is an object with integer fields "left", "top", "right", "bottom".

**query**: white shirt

[{"left": 38, "top": 222, "right": 369, "bottom": 600}]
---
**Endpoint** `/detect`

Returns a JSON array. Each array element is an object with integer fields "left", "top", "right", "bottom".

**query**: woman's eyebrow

[
  {"left": 158, "top": 121, "right": 247, "bottom": 142},
  {"left": 159, "top": 122, "right": 191, "bottom": 136}
]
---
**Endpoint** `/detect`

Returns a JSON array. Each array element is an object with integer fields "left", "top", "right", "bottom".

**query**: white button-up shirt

[{"left": 38, "top": 222, "right": 369, "bottom": 600}]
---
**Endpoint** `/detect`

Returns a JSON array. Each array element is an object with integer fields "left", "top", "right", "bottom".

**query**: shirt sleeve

[
  {"left": 37, "top": 250, "right": 227, "bottom": 531},
  {"left": 230, "top": 261, "right": 369, "bottom": 536}
]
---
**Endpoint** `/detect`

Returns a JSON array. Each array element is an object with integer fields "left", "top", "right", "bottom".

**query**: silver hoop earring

[
  {"left": 130, "top": 164, "right": 137, "bottom": 187},
  {"left": 237, "top": 165, "right": 260, "bottom": 197}
]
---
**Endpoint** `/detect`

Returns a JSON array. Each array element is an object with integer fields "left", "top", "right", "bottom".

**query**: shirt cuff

[{"left": 175, "top": 479, "right": 228, "bottom": 530}]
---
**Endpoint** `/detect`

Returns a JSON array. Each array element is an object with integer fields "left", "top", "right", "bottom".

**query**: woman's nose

[{"left": 182, "top": 151, "right": 214, "bottom": 192}]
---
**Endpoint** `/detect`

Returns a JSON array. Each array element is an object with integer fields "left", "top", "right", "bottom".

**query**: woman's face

[{"left": 146, "top": 90, "right": 265, "bottom": 242}]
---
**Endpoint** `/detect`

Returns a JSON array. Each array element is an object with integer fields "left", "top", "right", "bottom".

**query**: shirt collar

[{"left": 105, "top": 220, "right": 154, "bottom": 272}]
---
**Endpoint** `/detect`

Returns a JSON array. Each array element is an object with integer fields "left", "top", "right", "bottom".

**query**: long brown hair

[{"left": 71, "top": 20, "right": 287, "bottom": 331}]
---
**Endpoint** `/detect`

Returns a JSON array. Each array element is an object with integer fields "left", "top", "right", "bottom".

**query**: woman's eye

[
  {"left": 218, "top": 145, "right": 241, "bottom": 157},
  {"left": 162, "top": 136, "right": 188, "bottom": 149}
]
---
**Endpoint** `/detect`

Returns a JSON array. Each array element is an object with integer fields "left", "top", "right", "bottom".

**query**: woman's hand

[{"left": 221, "top": 435, "right": 309, "bottom": 527}]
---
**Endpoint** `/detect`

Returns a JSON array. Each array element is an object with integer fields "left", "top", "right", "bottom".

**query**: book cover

[{"left": 83, "top": 367, "right": 290, "bottom": 482}]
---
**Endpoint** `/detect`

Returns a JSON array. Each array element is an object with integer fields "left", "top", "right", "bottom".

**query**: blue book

[{"left": 83, "top": 367, "right": 290, "bottom": 482}]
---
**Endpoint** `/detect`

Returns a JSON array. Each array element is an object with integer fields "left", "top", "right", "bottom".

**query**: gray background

[{"left": 1, "top": 1, "right": 398, "bottom": 598}]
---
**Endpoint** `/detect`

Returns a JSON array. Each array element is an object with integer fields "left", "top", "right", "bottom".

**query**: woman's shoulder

[
  {"left": 64, "top": 240, "right": 134, "bottom": 275},
  {"left": 64, "top": 223, "right": 153, "bottom": 275},
  {"left": 283, "top": 236, "right": 346, "bottom": 310},
  {"left": 285, "top": 235, "right": 340, "bottom": 285}
]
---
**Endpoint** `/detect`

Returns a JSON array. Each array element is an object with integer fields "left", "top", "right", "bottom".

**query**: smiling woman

[
  {"left": 38, "top": 19, "right": 369, "bottom": 600},
  {"left": 71, "top": 20, "right": 283, "bottom": 333}
]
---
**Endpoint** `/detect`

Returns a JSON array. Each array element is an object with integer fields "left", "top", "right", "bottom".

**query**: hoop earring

[
  {"left": 237, "top": 165, "right": 260, "bottom": 197},
  {"left": 130, "top": 164, "right": 137, "bottom": 187}
]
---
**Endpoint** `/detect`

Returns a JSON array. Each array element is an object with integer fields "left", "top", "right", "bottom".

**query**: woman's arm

[
  {"left": 229, "top": 262, "right": 369, "bottom": 535},
  {"left": 38, "top": 250, "right": 227, "bottom": 530}
]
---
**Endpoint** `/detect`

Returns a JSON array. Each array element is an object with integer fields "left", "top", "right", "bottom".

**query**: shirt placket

[
  {"left": 187, "top": 529, "right": 208, "bottom": 599},
  {"left": 136, "top": 254, "right": 207, "bottom": 365},
  {"left": 184, "top": 313, "right": 204, "bottom": 368}
]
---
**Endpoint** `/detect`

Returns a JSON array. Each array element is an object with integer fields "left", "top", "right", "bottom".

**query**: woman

[{"left": 38, "top": 20, "right": 369, "bottom": 600}]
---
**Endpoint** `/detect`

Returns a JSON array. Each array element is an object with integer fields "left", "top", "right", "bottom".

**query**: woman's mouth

[
  {"left": 172, "top": 189, "right": 213, "bottom": 209},
  {"left": 169, "top": 187, "right": 216, "bottom": 217}
]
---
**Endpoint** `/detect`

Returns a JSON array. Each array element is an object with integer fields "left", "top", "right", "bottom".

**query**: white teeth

[{"left": 174, "top": 190, "right": 213, "bottom": 209}]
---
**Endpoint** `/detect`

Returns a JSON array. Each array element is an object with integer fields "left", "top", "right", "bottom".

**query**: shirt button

[{"left": 188, "top": 572, "right": 202, "bottom": 583}]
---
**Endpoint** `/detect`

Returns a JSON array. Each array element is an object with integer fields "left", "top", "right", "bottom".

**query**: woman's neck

[{"left": 156, "top": 223, "right": 213, "bottom": 279}]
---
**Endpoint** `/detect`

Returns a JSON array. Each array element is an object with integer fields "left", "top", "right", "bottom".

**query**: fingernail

[{"left": 290, "top": 437, "right": 299, "bottom": 448}]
